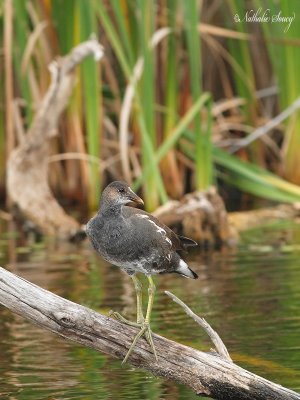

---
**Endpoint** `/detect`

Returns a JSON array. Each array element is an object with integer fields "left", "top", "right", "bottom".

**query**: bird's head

[{"left": 101, "top": 181, "right": 144, "bottom": 208}]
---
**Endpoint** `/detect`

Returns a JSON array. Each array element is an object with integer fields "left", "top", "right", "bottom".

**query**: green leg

[
  {"left": 132, "top": 275, "right": 144, "bottom": 324},
  {"left": 122, "top": 275, "right": 158, "bottom": 364},
  {"left": 109, "top": 274, "right": 144, "bottom": 326},
  {"left": 145, "top": 275, "right": 155, "bottom": 324},
  {"left": 108, "top": 311, "right": 140, "bottom": 328},
  {"left": 144, "top": 276, "right": 157, "bottom": 360}
]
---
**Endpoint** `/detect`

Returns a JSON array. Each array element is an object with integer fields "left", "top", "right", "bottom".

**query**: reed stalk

[
  {"left": 1, "top": 0, "right": 300, "bottom": 210},
  {"left": 184, "top": 0, "right": 212, "bottom": 190}
]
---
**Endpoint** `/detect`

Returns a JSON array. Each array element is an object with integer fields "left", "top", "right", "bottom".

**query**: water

[{"left": 0, "top": 219, "right": 300, "bottom": 399}]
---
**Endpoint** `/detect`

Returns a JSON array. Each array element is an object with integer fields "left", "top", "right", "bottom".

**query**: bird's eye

[{"left": 118, "top": 188, "right": 125, "bottom": 194}]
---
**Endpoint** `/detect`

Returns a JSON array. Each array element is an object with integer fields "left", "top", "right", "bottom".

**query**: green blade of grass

[
  {"left": 184, "top": 0, "right": 212, "bottom": 190},
  {"left": 213, "top": 147, "right": 300, "bottom": 202},
  {"left": 182, "top": 130, "right": 300, "bottom": 202},
  {"left": 137, "top": 0, "right": 158, "bottom": 210},
  {"left": 13, "top": 0, "right": 33, "bottom": 125},
  {"left": 164, "top": 0, "right": 177, "bottom": 135},
  {"left": 110, "top": 0, "right": 135, "bottom": 67},
  {"left": 0, "top": 59, "right": 4, "bottom": 181},
  {"left": 162, "top": 0, "right": 181, "bottom": 196},
  {"left": 97, "top": 1, "right": 168, "bottom": 209},
  {"left": 226, "top": 0, "right": 256, "bottom": 121},
  {"left": 78, "top": 0, "right": 101, "bottom": 209},
  {"left": 95, "top": 1, "right": 132, "bottom": 79},
  {"left": 256, "top": 0, "right": 300, "bottom": 184},
  {"left": 52, "top": 0, "right": 75, "bottom": 54},
  {"left": 133, "top": 92, "right": 211, "bottom": 190}
]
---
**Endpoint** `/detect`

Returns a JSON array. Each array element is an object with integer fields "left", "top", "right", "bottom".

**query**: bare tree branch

[
  {"left": 0, "top": 267, "right": 299, "bottom": 400},
  {"left": 6, "top": 38, "right": 104, "bottom": 239},
  {"left": 165, "top": 290, "right": 232, "bottom": 362},
  {"left": 229, "top": 95, "right": 300, "bottom": 153}
]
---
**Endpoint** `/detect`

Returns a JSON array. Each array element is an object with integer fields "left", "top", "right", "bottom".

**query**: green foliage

[
  {"left": 183, "top": 131, "right": 300, "bottom": 202},
  {"left": 78, "top": 0, "right": 102, "bottom": 208},
  {"left": 184, "top": 0, "right": 211, "bottom": 189},
  {"left": 1, "top": 0, "right": 300, "bottom": 209},
  {"left": 226, "top": 0, "right": 256, "bottom": 119},
  {"left": 256, "top": 0, "right": 300, "bottom": 184}
]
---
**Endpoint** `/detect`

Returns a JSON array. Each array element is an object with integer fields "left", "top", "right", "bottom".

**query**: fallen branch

[
  {"left": 229, "top": 95, "right": 300, "bottom": 153},
  {"left": 6, "top": 38, "right": 104, "bottom": 239},
  {"left": 0, "top": 267, "right": 299, "bottom": 399},
  {"left": 165, "top": 290, "right": 232, "bottom": 362},
  {"left": 153, "top": 187, "right": 237, "bottom": 246}
]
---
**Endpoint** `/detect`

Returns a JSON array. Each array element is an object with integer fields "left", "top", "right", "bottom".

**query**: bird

[{"left": 85, "top": 181, "right": 198, "bottom": 363}]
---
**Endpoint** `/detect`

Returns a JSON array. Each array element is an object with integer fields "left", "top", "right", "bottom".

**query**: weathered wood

[
  {"left": 153, "top": 187, "right": 237, "bottom": 247},
  {"left": 228, "top": 203, "right": 300, "bottom": 232},
  {"left": 6, "top": 38, "right": 103, "bottom": 239},
  {"left": 0, "top": 266, "right": 299, "bottom": 400},
  {"left": 165, "top": 290, "right": 232, "bottom": 363}
]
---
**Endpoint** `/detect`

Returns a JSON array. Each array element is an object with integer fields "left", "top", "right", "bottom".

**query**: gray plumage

[{"left": 86, "top": 181, "right": 198, "bottom": 279}]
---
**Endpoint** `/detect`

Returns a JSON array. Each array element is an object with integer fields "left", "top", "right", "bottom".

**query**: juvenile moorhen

[{"left": 86, "top": 181, "right": 198, "bottom": 363}]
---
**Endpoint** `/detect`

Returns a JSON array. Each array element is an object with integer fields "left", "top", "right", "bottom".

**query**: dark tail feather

[{"left": 178, "top": 235, "right": 198, "bottom": 248}]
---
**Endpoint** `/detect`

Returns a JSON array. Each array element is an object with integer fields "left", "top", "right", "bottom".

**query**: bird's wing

[{"left": 123, "top": 207, "right": 186, "bottom": 252}]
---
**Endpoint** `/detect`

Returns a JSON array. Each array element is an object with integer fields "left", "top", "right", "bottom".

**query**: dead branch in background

[
  {"left": 153, "top": 187, "right": 237, "bottom": 247},
  {"left": 6, "top": 38, "right": 104, "bottom": 239},
  {"left": 0, "top": 267, "right": 299, "bottom": 400},
  {"left": 165, "top": 290, "right": 232, "bottom": 362}
]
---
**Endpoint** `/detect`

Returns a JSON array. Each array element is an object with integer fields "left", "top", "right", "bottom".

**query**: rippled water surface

[{"left": 0, "top": 219, "right": 300, "bottom": 399}]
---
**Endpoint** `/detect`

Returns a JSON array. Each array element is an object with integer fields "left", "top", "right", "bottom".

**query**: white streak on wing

[
  {"left": 166, "top": 237, "right": 172, "bottom": 245},
  {"left": 137, "top": 214, "right": 165, "bottom": 234},
  {"left": 137, "top": 214, "right": 172, "bottom": 249}
]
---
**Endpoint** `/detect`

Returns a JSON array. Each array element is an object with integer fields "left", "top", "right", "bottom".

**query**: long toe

[
  {"left": 122, "top": 323, "right": 158, "bottom": 364},
  {"left": 109, "top": 310, "right": 141, "bottom": 328},
  {"left": 145, "top": 327, "right": 158, "bottom": 361}
]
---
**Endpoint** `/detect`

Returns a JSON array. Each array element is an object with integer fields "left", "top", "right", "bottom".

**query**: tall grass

[
  {"left": 1, "top": 0, "right": 300, "bottom": 211},
  {"left": 0, "top": 1, "right": 6, "bottom": 189},
  {"left": 137, "top": 0, "right": 159, "bottom": 209},
  {"left": 226, "top": 1, "right": 256, "bottom": 122},
  {"left": 161, "top": 0, "right": 181, "bottom": 198},
  {"left": 257, "top": 0, "right": 300, "bottom": 184},
  {"left": 184, "top": 0, "right": 212, "bottom": 189},
  {"left": 95, "top": 1, "right": 207, "bottom": 209},
  {"left": 78, "top": 0, "right": 102, "bottom": 209}
]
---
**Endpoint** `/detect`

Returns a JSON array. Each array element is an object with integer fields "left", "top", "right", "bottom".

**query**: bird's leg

[
  {"left": 144, "top": 275, "right": 157, "bottom": 359},
  {"left": 132, "top": 275, "right": 156, "bottom": 350},
  {"left": 109, "top": 311, "right": 141, "bottom": 327},
  {"left": 109, "top": 275, "right": 144, "bottom": 327},
  {"left": 122, "top": 275, "right": 158, "bottom": 364},
  {"left": 132, "top": 275, "right": 144, "bottom": 324}
]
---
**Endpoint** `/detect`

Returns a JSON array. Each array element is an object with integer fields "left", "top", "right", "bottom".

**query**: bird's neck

[{"left": 99, "top": 201, "right": 122, "bottom": 217}]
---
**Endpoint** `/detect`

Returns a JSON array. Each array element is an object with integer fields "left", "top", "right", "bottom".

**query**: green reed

[
  {"left": 226, "top": 0, "right": 256, "bottom": 122},
  {"left": 256, "top": 0, "right": 300, "bottom": 185},
  {"left": 2, "top": 0, "right": 300, "bottom": 212},
  {"left": 182, "top": 130, "right": 300, "bottom": 202},
  {"left": 78, "top": 0, "right": 102, "bottom": 209}
]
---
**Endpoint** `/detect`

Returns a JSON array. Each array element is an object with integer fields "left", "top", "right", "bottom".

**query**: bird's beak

[{"left": 128, "top": 188, "right": 144, "bottom": 206}]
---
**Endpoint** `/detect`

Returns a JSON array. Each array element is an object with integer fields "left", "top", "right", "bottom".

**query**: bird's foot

[
  {"left": 122, "top": 321, "right": 158, "bottom": 364},
  {"left": 108, "top": 310, "right": 140, "bottom": 328},
  {"left": 109, "top": 311, "right": 157, "bottom": 363}
]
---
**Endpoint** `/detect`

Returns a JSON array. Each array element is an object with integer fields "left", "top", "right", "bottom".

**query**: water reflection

[{"left": 0, "top": 220, "right": 300, "bottom": 399}]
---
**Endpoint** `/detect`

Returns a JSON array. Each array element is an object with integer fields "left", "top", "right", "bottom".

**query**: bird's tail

[{"left": 176, "top": 259, "right": 198, "bottom": 279}]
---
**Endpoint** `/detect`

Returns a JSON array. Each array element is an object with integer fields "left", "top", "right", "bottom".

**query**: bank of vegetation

[{"left": 1, "top": 0, "right": 300, "bottom": 211}]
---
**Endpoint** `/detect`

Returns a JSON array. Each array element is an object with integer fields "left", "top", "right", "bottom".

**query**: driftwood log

[
  {"left": 0, "top": 267, "right": 299, "bottom": 400},
  {"left": 153, "top": 187, "right": 237, "bottom": 248},
  {"left": 6, "top": 38, "right": 103, "bottom": 239}
]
